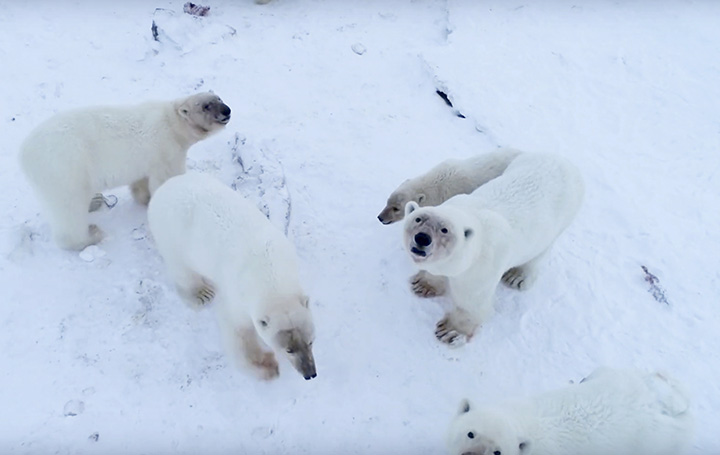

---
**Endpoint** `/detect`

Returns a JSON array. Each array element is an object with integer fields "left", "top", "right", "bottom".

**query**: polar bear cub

[
  {"left": 20, "top": 92, "right": 231, "bottom": 250},
  {"left": 377, "top": 148, "right": 522, "bottom": 224},
  {"left": 448, "top": 367, "right": 694, "bottom": 455},
  {"left": 403, "top": 152, "right": 583, "bottom": 345},
  {"left": 148, "top": 173, "right": 316, "bottom": 381}
]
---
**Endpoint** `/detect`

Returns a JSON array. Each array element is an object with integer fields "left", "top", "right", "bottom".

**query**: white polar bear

[
  {"left": 19, "top": 92, "right": 231, "bottom": 250},
  {"left": 403, "top": 152, "right": 583, "bottom": 345},
  {"left": 377, "top": 148, "right": 522, "bottom": 224},
  {"left": 447, "top": 367, "right": 694, "bottom": 455},
  {"left": 147, "top": 172, "right": 317, "bottom": 381}
]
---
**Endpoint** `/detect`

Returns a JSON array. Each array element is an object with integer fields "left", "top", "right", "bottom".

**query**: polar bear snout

[
  {"left": 216, "top": 103, "right": 231, "bottom": 124},
  {"left": 290, "top": 348, "right": 317, "bottom": 380},
  {"left": 414, "top": 232, "right": 432, "bottom": 247}
]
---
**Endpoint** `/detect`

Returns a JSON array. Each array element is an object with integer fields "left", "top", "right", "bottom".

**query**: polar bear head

[
  {"left": 176, "top": 92, "right": 231, "bottom": 139},
  {"left": 378, "top": 177, "right": 448, "bottom": 225},
  {"left": 403, "top": 201, "right": 478, "bottom": 276},
  {"left": 378, "top": 181, "right": 426, "bottom": 225},
  {"left": 255, "top": 294, "right": 317, "bottom": 380},
  {"left": 448, "top": 399, "right": 530, "bottom": 455}
]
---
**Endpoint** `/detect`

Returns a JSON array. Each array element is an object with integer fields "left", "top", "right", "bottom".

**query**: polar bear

[
  {"left": 377, "top": 148, "right": 522, "bottom": 224},
  {"left": 403, "top": 152, "right": 583, "bottom": 345},
  {"left": 147, "top": 172, "right": 316, "bottom": 381},
  {"left": 447, "top": 367, "right": 694, "bottom": 455},
  {"left": 19, "top": 92, "right": 231, "bottom": 250}
]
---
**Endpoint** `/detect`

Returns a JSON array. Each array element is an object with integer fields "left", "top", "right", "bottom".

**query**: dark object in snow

[
  {"left": 88, "top": 433, "right": 100, "bottom": 442},
  {"left": 641, "top": 265, "right": 670, "bottom": 306},
  {"left": 184, "top": 2, "right": 211, "bottom": 17},
  {"left": 151, "top": 20, "right": 159, "bottom": 41},
  {"left": 435, "top": 90, "right": 466, "bottom": 118}
]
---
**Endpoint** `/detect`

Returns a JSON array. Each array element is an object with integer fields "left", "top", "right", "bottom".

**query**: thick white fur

[
  {"left": 20, "top": 92, "right": 229, "bottom": 250},
  {"left": 448, "top": 367, "right": 694, "bottom": 455},
  {"left": 403, "top": 152, "right": 583, "bottom": 345},
  {"left": 378, "top": 148, "right": 522, "bottom": 224},
  {"left": 147, "top": 173, "right": 316, "bottom": 380}
]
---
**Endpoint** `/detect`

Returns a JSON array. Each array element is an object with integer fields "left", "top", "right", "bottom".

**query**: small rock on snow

[
  {"left": 63, "top": 400, "right": 85, "bottom": 417},
  {"left": 79, "top": 245, "right": 106, "bottom": 262},
  {"left": 351, "top": 43, "right": 366, "bottom": 55}
]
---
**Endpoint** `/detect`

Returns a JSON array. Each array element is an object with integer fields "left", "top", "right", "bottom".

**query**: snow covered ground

[{"left": 1, "top": 0, "right": 719, "bottom": 453}]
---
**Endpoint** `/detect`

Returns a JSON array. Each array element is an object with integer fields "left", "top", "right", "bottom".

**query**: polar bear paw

[
  {"left": 130, "top": 178, "right": 151, "bottom": 206},
  {"left": 88, "top": 193, "right": 118, "bottom": 212},
  {"left": 88, "top": 224, "right": 105, "bottom": 244},
  {"left": 410, "top": 271, "right": 447, "bottom": 298},
  {"left": 196, "top": 286, "right": 215, "bottom": 305},
  {"left": 502, "top": 266, "right": 537, "bottom": 290},
  {"left": 252, "top": 352, "right": 280, "bottom": 380},
  {"left": 435, "top": 317, "right": 470, "bottom": 347}
]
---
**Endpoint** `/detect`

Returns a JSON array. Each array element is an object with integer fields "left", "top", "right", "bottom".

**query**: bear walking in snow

[
  {"left": 377, "top": 148, "right": 522, "bottom": 225},
  {"left": 403, "top": 152, "right": 583, "bottom": 345},
  {"left": 148, "top": 173, "right": 317, "bottom": 381},
  {"left": 19, "top": 92, "right": 231, "bottom": 250},
  {"left": 447, "top": 367, "right": 694, "bottom": 455}
]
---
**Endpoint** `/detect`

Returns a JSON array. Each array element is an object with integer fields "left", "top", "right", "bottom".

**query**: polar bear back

[
  {"left": 20, "top": 102, "right": 183, "bottom": 191},
  {"left": 148, "top": 173, "right": 300, "bottom": 295},
  {"left": 531, "top": 369, "right": 693, "bottom": 455},
  {"left": 450, "top": 369, "right": 693, "bottom": 455},
  {"left": 447, "top": 153, "right": 583, "bottom": 260}
]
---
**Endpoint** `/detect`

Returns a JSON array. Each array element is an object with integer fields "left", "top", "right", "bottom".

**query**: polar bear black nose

[
  {"left": 220, "top": 104, "right": 231, "bottom": 116},
  {"left": 414, "top": 232, "right": 432, "bottom": 247}
]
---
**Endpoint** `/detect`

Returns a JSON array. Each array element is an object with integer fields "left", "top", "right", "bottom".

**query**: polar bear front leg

[
  {"left": 148, "top": 161, "right": 186, "bottom": 198},
  {"left": 410, "top": 270, "right": 448, "bottom": 297},
  {"left": 435, "top": 309, "right": 480, "bottom": 347},
  {"left": 435, "top": 281, "right": 495, "bottom": 346},
  {"left": 501, "top": 249, "right": 549, "bottom": 290},
  {"left": 130, "top": 177, "right": 151, "bottom": 206},
  {"left": 237, "top": 325, "right": 280, "bottom": 380},
  {"left": 216, "top": 316, "right": 279, "bottom": 380}
]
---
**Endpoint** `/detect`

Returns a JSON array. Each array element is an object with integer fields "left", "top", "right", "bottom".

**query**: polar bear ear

[
  {"left": 519, "top": 441, "right": 530, "bottom": 453},
  {"left": 405, "top": 201, "right": 420, "bottom": 216},
  {"left": 177, "top": 101, "right": 191, "bottom": 119},
  {"left": 300, "top": 295, "right": 310, "bottom": 308},
  {"left": 457, "top": 398, "right": 472, "bottom": 415},
  {"left": 417, "top": 193, "right": 426, "bottom": 204},
  {"left": 464, "top": 228, "right": 474, "bottom": 239}
]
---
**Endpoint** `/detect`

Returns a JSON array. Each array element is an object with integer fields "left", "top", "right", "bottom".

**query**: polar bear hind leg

[
  {"left": 501, "top": 249, "right": 550, "bottom": 290},
  {"left": 410, "top": 270, "right": 448, "bottom": 297},
  {"left": 130, "top": 177, "right": 151, "bottom": 206},
  {"left": 42, "top": 189, "right": 103, "bottom": 250},
  {"left": 163, "top": 259, "right": 216, "bottom": 310}
]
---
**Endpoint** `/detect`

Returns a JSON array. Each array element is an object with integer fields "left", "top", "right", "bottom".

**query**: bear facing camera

[
  {"left": 403, "top": 152, "right": 584, "bottom": 346},
  {"left": 448, "top": 367, "right": 694, "bottom": 455}
]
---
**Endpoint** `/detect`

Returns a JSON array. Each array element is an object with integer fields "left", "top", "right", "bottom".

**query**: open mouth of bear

[
  {"left": 217, "top": 116, "right": 231, "bottom": 124},
  {"left": 411, "top": 246, "right": 427, "bottom": 257}
]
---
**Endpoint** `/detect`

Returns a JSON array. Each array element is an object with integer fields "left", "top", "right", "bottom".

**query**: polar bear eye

[
  {"left": 415, "top": 217, "right": 421, "bottom": 223},
  {"left": 203, "top": 104, "right": 211, "bottom": 111},
  {"left": 441, "top": 228, "right": 448, "bottom": 234},
  {"left": 467, "top": 432, "right": 475, "bottom": 439},
  {"left": 286, "top": 348, "right": 295, "bottom": 354},
  {"left": 392, "top": 207, "right": 400, "bottom": 212}
]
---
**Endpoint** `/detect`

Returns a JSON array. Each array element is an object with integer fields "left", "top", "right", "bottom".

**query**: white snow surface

[{"left": 1, "top": 0, "right": 719, "bottom": 454}]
